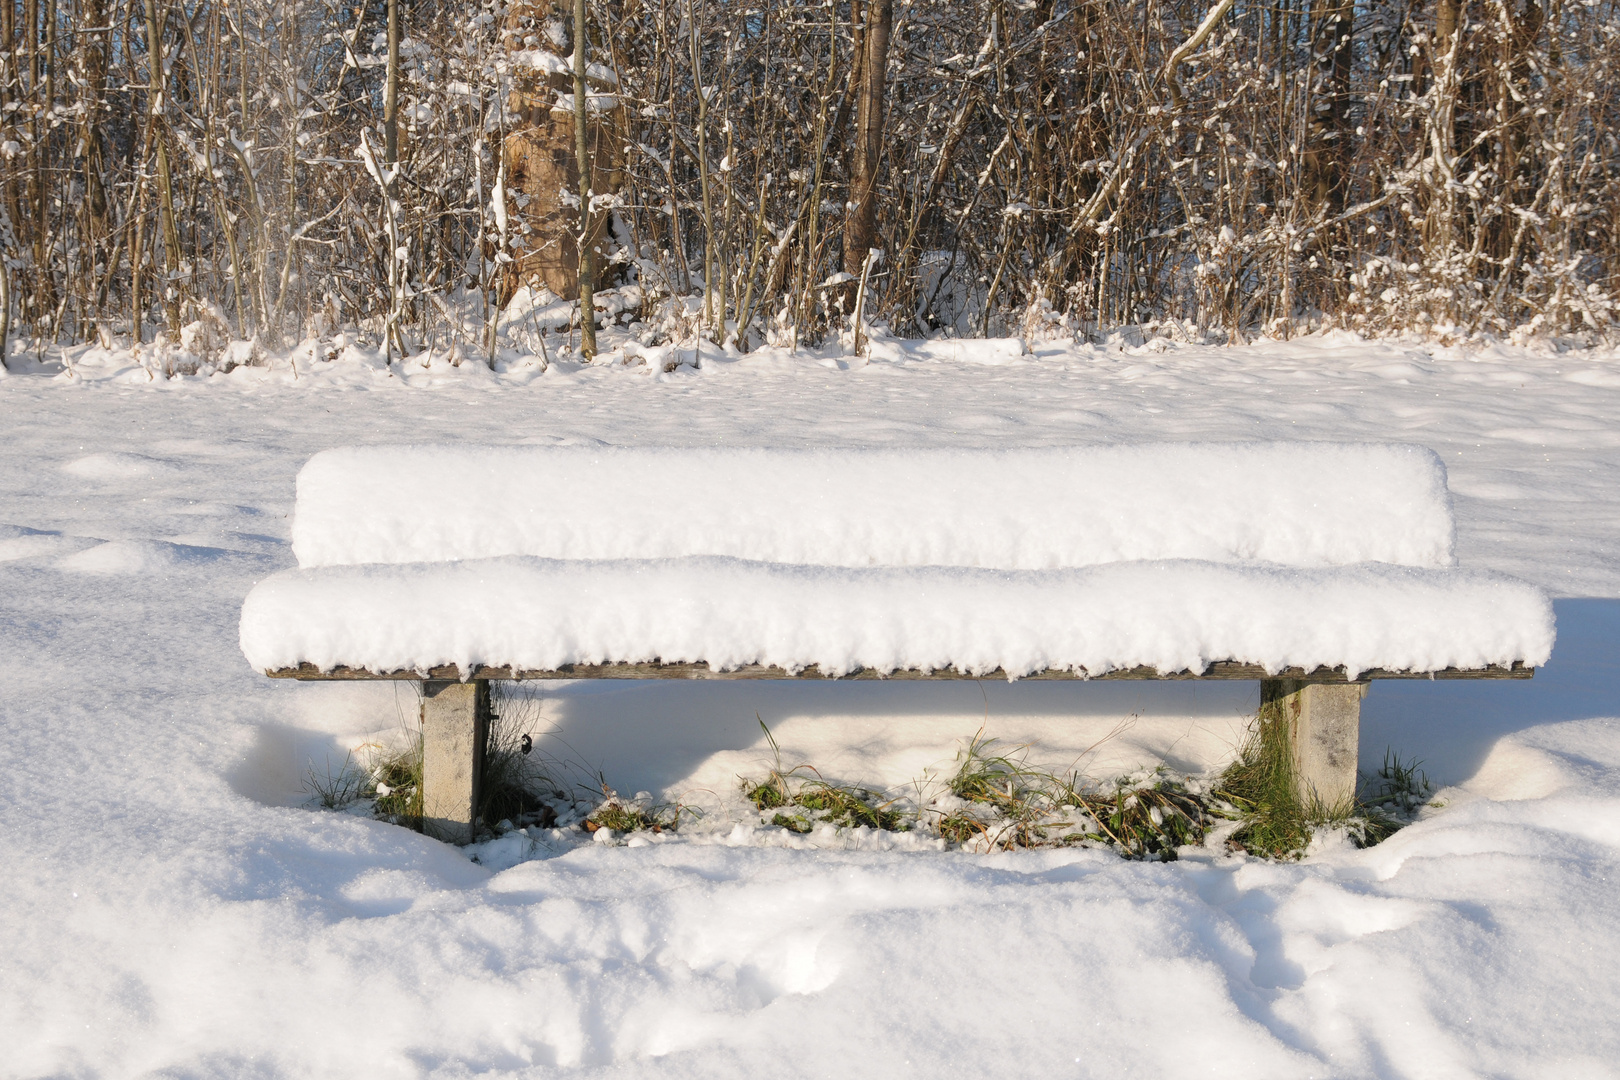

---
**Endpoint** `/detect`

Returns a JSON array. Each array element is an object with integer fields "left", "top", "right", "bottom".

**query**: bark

[
  {"left": 499, "top": 0, "right": 621, "bottom": 304},
  {"left": 79, "top": 0, "right": 109, "bottom": 264},
  {"left": 1304, "top": 0, "right": 1354, "bottom": 212},
  {"left": 573, "top": 0, "right": 596, "bottom": 358},
  {"left": 1427, "top": 0, "right": 1466, "bottom": 260},
  {"left": 842, "top": 0, "right": 892, "bottom": 278},
  {"left": 384, "top": 0, "right": 400, "bottom": 164},
  {"left": 1165, "top": 0, "right": 1235, "bottom": 108},
  {"left": 143, "top": 0, "right": 183, "bottom": 336},
  {"left": 1436, "top": 0, "right": 1461, "bottom": 54},
  {"left": 0, "top": 0, "right": 14, "bottom": 280},
  {"left": 0, "top": 214, "right": 10, "bottom": 370},
  {"left": 688, "top": 6, "right": 714, "bottom": 330},
  {"left": 1494, "top": 0, "right": 1543, "bottom": 259}
]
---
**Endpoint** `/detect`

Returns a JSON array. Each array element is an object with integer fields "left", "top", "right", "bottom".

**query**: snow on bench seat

[
  {"left": 289, "top": 444, "right": 1458, "bottom": 571},
  {"left": 240, "top": 556, "right": 1553, "bottom": 682}
]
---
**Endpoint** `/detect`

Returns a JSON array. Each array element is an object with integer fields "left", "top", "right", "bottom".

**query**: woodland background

[{"left": 0, "top": 0, "right": 1614, "bottom": 366}]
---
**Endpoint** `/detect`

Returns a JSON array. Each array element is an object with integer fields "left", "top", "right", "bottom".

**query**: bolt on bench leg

[
  {"left": 420, "top": 679, "right": 489, "bottom": 844},
  {"left": 1260, "top": 678, "right": 1366, "bottom": 811}
]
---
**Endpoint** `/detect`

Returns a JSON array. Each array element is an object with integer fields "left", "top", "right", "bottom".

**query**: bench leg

[
  {"left": 1260, "top": 678, "right": 1366, "bottom": 811},
  {"left": 420, "top": 679, "right": 489, "bottom": 844}
]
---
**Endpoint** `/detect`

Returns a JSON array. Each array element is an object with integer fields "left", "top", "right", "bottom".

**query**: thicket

[{"left": 1, "top": 0, "right": 1614, "bottom": 370}]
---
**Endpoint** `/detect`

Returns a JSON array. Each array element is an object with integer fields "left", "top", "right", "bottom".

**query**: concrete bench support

[
  {"left": 420, "top": 680, "right": 489, "bottom": 843},
  {"left": 1261, "top": 678, "right": 1367, "bottom": 810}
]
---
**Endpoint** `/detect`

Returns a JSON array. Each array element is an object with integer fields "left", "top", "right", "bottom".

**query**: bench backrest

[{"left": 290, "top": 443, "right": 1455, "bottom": 571}]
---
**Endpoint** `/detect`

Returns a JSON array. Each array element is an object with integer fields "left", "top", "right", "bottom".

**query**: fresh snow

[
  {"left": 3, "top": 332, "right": 1620, "bottom": 1078},
  {"left": 290, "top": 443, "right": 1457, "bottom": 569},
  {"left": 240, "top": 556, "right": 1552, "bottom": 678},
  {"left": 262, "top": 439, "right": 1528, "bottom": 680}
]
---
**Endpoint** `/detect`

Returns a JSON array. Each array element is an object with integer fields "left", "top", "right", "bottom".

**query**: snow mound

[
  {"left": 58, "top": 539, "right": 230, "bottom": 575},
  {"left": 290, "top": 444, "right": 1457, "bottom": 570},
  {"left": 239, "top": 556, "right": 1552, "bottom": 679},
  {"left": 60, "top": 451, "right": 183, "bottom": 480},
  {"left": 0, "top": 526, "right": 100, "bottom": 562},
  {"left": 868, "top": 336, "right": 1030, "bottom": 365}
]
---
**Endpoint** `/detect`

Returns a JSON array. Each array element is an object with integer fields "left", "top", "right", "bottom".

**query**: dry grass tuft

[
  {"left": 928, "top": 731, "right": 1218, "bottom": 858},
  {"left": 740, "top": 717, "right": 907, "bottom": 832}
]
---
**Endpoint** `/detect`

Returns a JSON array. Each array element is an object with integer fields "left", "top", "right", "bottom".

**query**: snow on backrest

[{"left": 290, "top": 444, "right": 1456, "bottom": 570}]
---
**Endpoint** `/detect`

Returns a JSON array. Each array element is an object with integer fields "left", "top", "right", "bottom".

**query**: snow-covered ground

[{"left": 3, "top": 333, "right": 1619, "bottom": 1077}]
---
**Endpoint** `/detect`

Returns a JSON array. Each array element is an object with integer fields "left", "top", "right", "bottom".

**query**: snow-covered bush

[{"left": 0, "top": 0, "right": 1614, "bottom": 367}]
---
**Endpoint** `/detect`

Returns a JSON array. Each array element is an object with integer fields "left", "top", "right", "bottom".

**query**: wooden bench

[{"left": 241, "top": 444, "right": 1553, "bottom": 843}]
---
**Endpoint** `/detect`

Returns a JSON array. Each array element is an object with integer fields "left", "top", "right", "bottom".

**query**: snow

[
  {"left": 59, "top": 450, "right": 185, "bottom": 480},
  {"left": 0, "top": 524, "right": 100, "bottom": 562},
  {"left": 58, "top": 538, "right": 238, "bottom": 575},
  {"left": 241, "top": 556, "right": 1553, "bottom": 679},
  {"left": 4, "top": 332, "right": 1620, "bottom": 1077},
  {"left": 266, "top": 436, "right": 1516, "bottom": 681},
  {"left": 290, "top": 442, "right": 1458, "bottom": 570}
]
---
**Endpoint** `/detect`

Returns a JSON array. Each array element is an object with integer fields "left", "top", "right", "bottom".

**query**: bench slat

[{"left": 268, "top": 660, "right": 1533, "bottom": 682}]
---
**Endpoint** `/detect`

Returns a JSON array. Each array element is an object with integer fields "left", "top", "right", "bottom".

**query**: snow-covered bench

[{"left": 241, "top": 444, "right": 1553, "bottom": 843}]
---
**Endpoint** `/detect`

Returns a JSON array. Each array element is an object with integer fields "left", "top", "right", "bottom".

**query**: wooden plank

[{"left": 266, "top": 659, "right": 1534, "bottom": 682}]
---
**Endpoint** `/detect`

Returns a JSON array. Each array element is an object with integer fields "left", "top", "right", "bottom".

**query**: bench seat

[{"left": 242, "top": 556, "right": 1553, "bottom": 682}]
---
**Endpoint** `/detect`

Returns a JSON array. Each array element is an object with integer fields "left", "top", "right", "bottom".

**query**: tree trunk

[
  {"left": 381, "top": 0, "right": 405, "bottom": 360},
  {"left": 1428, "top": 0, "right": 1465, "bottom": 264},
  {"left": 842, "top": 0, "right": 892, "bottom": 279},
  {"left": 142, "top": 0, "right": 182, "bottom": 336},
  {"left": 0, "top": 221, "right": 10, "bottom": 370},
  {"left": 1492, "top": 0, "right": 1543, "bottom": 260},
  {"left": 384, "top": 0, "right": 400, "bottom": 164},
  {"left": 573, "top": 0, "right": 596, "bottom": 358},
  {"left": 78, "top": 0, "right": 109, "bottom": 337},
  {"left": 689, "top": 4, "right": 716, "bottom": 336},
  {"left": 1436, "top": 0, "right": 1462, "bottom": 56},
  {"left": 1304, "top": 0, "right": 1353, "bottom": 213},
  {"left": 499, "top": 0, "right": 621, "bottom": 306}
]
